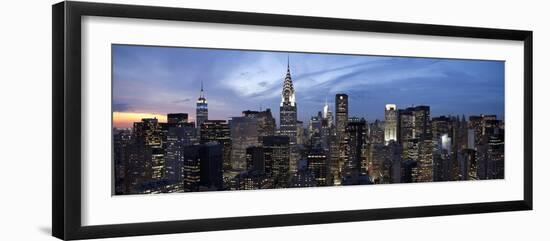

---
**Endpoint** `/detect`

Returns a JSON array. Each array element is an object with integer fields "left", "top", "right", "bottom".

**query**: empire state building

[
  {"left": 279, "top": 58, "right": 298, "bottom": 145},
  {"left": 196, "top": 81, "right": 208, "bottom": 129}
]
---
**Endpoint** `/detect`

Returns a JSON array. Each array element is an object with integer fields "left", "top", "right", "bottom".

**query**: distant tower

[
  {"left": 196, "top": 81, "right": 208, "bottom": 129},
  {"left": 323, "top": 97, "right": 333, "bottom": 126},
  {"left": 384, "top": 104, "right": 397, "bottom": 145}
]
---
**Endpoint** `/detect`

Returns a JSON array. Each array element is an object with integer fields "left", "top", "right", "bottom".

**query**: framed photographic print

[{"left": 52, "top": 1, "right": 533, "bottom": 240}]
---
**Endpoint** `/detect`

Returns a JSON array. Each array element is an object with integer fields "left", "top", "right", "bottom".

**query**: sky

[{"left": 112, "top": 44, "right": 504, "bottom": 128}]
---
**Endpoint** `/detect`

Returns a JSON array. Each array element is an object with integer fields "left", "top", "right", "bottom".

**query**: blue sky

[{"left": 112, "top": 44, "right": 504, "bottom": 128}]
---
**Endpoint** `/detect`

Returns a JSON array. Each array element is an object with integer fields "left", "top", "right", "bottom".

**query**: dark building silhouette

[{"left": 183, "top": 143, "right": 224, "bottom": 192}]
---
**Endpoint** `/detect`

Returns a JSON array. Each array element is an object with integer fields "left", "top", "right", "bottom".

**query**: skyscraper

[
  {"left": 196, "top": 81, "right": 208, "bottom": 129},
  {"left": 263, "top": 135, "right": 290, "bottom": 188},
  {"left": 323, "top": 97, "right": 333, "bottom": 126},
  {"left": 335, "top": 94, "right": 349, "bottom": 143},
  {"left": 384, "top": 104, "right": 398, "bottom": 145},
  {"left": 113, "top": 129, "right": 132, "bottom": 194},
  {"left": 183, "top": 143, "right": 224, "bottom": 192},
  {"left": 200, "top": 120, "right": 231, "bottom": 169},
  {"left": 334, "top": 93, "right": 349, "bottom": 182},
  {"left": 344, "top": 117, "right": 367, "bottom": 172},
  {"left": 242, "top": 109, "right": 276, "bottom": 140},
  {"left": 132, "top": 118, "right": 165, "bottom": 182},
  {"left": 279, "top": 58, "right": 298, "bottom": 145},
  {"left": 279, "top": 58, "right": 299, "bottom": 175},
  {"left": 307, "top": 148, "right": 329, "bottom": 186},
  {"left": 230, "top": 117, "right": 259, "bottom": 171},
  {"left": 164, "top": 120, "right": 198, "bottom": 183}
]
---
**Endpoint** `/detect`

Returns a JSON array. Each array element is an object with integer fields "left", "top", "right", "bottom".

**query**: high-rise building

[
  {"left": 183, "top": 143, "right": 224, "bottom": 192},
  {"left": 242, "top": 109, "right": 276, "bottom": 139},
  {"left": 307, "top": 148, "right": 328, "bottom": 186},
  {"left": 384, "top": 104, "right": 398, "bottom": 144},
  {"left": 335, "top": 94, "right": 349, "bottom": 143},
  {"left": 458, "top": 148, "right": 477, "bottom": 180},
  {"left": 323, "top": 97, "right": 334, "bottom": 127},
  {"left": 279, "top": 58, "right": 298, "bottom": 145},
  {"left": 431, "top": 116, "right": 452, "bottom": 181},
  {"left": 412, "top": 105, "right": 431, "bottom": 139},
  {"left": 366, "top": 141, "right": 401, "bottom": 184},
  {"left": 334, "top": 93, "right": 349, "bottom": 182},
  {"left": 296, "top": 120, "right": 305, "bottom": 146},
  {"left": 113, "top": 128, "right": 132, "bottom": 194},
  {"left": 200, "top": 120, "right": 231, "bottom": 169},
  {"left": 164, "top": 121, "right": 197, "bottom": 183},
  {"left": 344, "top": 117, "right": 367, "bottom": 172},
  {"left": 132, "top": 118, "right": 165, "bottom": 183},
  {"left": 487, "top": 132, "right": 504, "bottom": 179},
  {"left": 230, "top": 117, "right": 259, "bottom": 171},
  {"left": 196, "top": 81, "right": 208, "bottom": 129},
  {"left": 263, "top": 135, "right": 290, "bottom": 188},
  {"left": 398, "top": 106, "right": 433, "bottom": 182},
  {"left": 369, "top": 120, "right": 385, "bottom": 145},
  {"left": 398, "top": 108, "right": 414, "bottom": 144},
  {"left": 308, "top": 111, "right": 323, "bottom": 147}
]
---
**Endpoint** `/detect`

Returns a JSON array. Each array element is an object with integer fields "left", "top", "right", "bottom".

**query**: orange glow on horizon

[{"left": 113, "top": 112, "right": 168, "bottom": 129}]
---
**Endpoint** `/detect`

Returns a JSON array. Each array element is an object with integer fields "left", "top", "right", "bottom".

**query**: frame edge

[
  {"left": 53, "top": 1, "right": 534, "bottom": 240},
  {"left": 52, "top": 1, "right": 66, "bottom": 240}
]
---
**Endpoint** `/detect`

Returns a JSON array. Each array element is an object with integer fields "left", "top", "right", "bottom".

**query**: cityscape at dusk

[{"left": 113, "top": 44, "right": 505, "bottom": 195}]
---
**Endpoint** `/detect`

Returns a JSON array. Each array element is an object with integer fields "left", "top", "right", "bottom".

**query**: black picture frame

[{"left": 52, "top": 1, "right": 533, "bottom": 240}]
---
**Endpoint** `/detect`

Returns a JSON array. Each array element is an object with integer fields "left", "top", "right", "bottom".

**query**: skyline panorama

[{"left": 112, "top": 45, "right": 504, "bottom": 129}]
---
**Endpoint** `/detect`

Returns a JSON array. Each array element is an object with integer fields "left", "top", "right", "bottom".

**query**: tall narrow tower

[
  {"left": 279, "top": 57, "right": 298, "bottom": 145},
  {"left": 279, "top": 57, "right": 299, "bottom": 176},
  {"left": 384, "top": 104, "right": 398, "bottom": 145},
  {"left": 196, "top": 81, "right": 208, "bottom": 129}
]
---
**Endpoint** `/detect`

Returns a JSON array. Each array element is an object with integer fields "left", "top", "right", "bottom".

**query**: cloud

[
  {"left": 172, "top": 98, "right": 191, "bottom": 103},
  {"left": 112, "top": 102, "right": 133, "bottom": 112}
]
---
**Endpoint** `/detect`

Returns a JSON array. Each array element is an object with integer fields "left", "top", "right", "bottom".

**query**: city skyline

[
  {"left": 112, "top": 45, "right": 504, "bottom": 128},
  {"left": 113, "top": 44, "right": 505, "bottom": 195}
]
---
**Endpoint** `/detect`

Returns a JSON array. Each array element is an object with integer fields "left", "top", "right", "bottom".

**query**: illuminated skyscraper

[
  {"left": 132, "top": 118, "right": 165, "bottom": 182},
  {"left": 307, "top": 148, "right": 329, "bottom": 186},
  {"left": 196, "top": 81, "right": 208, "bottom": 129},
  {"left": 279, "top": 57, "right": 299, "bottom": 174},
  {"left": 397, "top": 106, "right": 433, "bottom": 182},
  {"left": 279, "top": 58, "right": 298, "bottom": 145},
  {"left": 200, "top": 120, "right": 231, "bottom": 169},
  {"left": 334, "top": 93, "right": 348, "bottom": 181},
  {"left": 164, "top": 118, "right": 198, "bottom": 184},
  {"left": 384, "top": 104, "right": 398, "bottom": 145},
  {"left": 263, "top": 135, "right": 290, "bottom": 188},
  {"left": 323, "top": 97, "right": 333, "bottom": 127},
  {"left": 344, "top": 117, "right": 367, "bottom": 172},
  {"left": 335, "top": 94, "right": 349, "bottom": 142}
]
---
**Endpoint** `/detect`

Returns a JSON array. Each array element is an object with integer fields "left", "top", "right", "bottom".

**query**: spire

[
  {"left": 323, "top": 96, "right": 329, "bottom": 118},
  {"left": 281, "top": 55, "right": 296, "bottom": 106},
  {"left": 287, "top": 54, "right": 290, "bottom": 71},
  {"left": 198, "top": 80, "right": 207, "bottom": 103}
]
